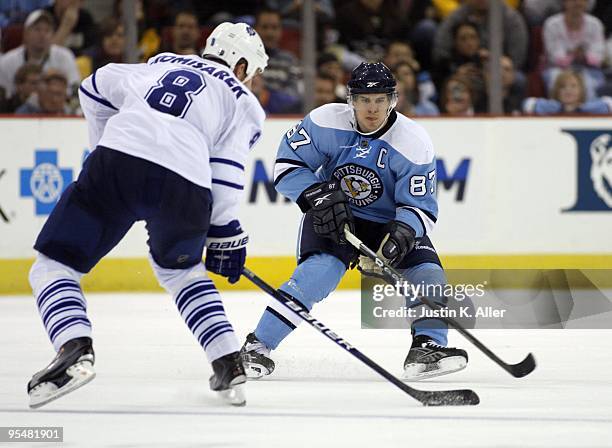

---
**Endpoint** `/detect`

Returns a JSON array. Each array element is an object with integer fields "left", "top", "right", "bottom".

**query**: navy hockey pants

[{"left": 34, "top": 146, "right": 212, "bottom": 273}]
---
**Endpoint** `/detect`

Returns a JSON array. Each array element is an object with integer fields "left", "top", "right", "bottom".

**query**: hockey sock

[
  {"left": 150, "top": 258, "right": 240, "bottom": 362},
  {"left": 174, "top": 278, "right": 239, "bottom": 362},
  {"left": 403, "top": 262, "right": 449, "bottom": 346},
  {"left": 30, "top": 254, "right": 91, "bottom": 352},
  {"left": 255, "top": 253, "right": 345, "bottom": 349}
]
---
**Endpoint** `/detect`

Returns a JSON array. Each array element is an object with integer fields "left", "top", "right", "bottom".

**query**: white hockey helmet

[{"left": 202, "top": 22, "right": 268, "bottom": 82}]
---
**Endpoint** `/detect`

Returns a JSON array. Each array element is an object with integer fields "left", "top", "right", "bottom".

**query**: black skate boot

[
  {"left": 209, "top": 352, "right": 247, "bottom": 406},
  {"left": 28, "top": 337, "right": 95, "bottom": 409},
  {"left": 402, "top": 335, "right": 468, "bottom": 380},
  {"left": 240, "top": 333, "right": 275, "bottom": 379}
]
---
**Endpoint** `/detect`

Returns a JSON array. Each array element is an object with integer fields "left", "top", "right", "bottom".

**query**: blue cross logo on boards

[
  {"left": 21, "top": 150, "right": 72, "bottom": 215},
  {"left": 562, "top": 130, "right": 612, "bottom": 211}
]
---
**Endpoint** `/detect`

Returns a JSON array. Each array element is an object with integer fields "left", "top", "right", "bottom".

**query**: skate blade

[
  {"left": 217, "top": 376, "right": 246, "bottom": 406},
  {"left": 29, "top": 361, "right": 96, "bottom": 409},
  {"left": 244, "top": 362, "right": 271, "bottom": 380},
  {"left": 402, "top": 356, "right": 467, "bottom": 381}
]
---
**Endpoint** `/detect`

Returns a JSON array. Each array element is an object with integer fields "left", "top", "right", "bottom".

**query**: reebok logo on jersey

[{"left": 367, "top": 82, "right": 379, "bottom": 87}]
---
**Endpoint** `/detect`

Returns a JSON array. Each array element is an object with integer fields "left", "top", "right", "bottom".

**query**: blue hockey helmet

[
  {"left": 347, "top": 62, "right": 396, "bottom": 95},
  {"left": 347, "top": 62, "right": 398, "bottom": 135}
]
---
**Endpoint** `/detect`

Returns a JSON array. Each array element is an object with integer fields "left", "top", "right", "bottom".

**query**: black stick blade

[
  {"left": 416, "top": 389, "right": 480, "bottom": 406},
  {"left": 508, "top": 353, "right": 536, "bottom": 378}
]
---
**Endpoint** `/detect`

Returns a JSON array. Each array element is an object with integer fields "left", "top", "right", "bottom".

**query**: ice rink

[{"left": 1, "top": 290, "right": 611, "bottom": 448}]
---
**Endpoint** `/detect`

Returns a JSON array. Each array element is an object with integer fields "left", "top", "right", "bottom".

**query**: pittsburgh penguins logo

[{"left": 333, "top": 164, "right": 383, "bottom": 207}]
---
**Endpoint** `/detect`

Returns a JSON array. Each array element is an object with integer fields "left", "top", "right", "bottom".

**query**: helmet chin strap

[{"left": 348, "top": 94, "right": 398, "bottom": 136}]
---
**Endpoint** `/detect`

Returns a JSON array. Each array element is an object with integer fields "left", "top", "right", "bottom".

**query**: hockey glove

[
  {"left": 358, "top": 221, "right": 416, "bottom": 278},
  {"left": 297, "top": 180, "right": 355, "bottom": 244},
  {"left": 205, "top": 220, "right": 248, "bottom": 284}
]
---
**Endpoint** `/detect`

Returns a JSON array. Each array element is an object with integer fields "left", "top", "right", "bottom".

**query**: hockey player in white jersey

[
  {"left": 241, "top": 62, "right": 468, "bottom": 380},
  {"left": 27, "top": 22, "right": 267, "bottom": 408}
]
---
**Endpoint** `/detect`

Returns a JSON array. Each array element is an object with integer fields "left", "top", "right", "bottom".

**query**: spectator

[
  {"left": 392, "top": 61, "right": 439, "bottom": 116},
  {"left": 44, "top": 0, "right": 96, "bottom": 56},
  {"left": 432, "top": 0, "right": 461, "bottom": 19},
  {"left": 255, "top": 7, "right": 302, "bottom": 104},
  {"left": 166, "top": 10, "right": 200, "bottom": 56},
  {"left": 191, "top": 2, "right": 264, "bottom": 26},
  {"left": 113, "top": 0, "right": 160, "bottom": 61},
  {"left": 314, "top": 73, "right": 342, "bottom": 108},
  {"left": 250, "top": 74, "right": 301, "bottom": 114},
  {"left": 335, "top": 0, "right": 404, "bottom": 61},
  {"left": 15, "top": 69, "right": 70, "bottom": 115},
  {"left": 593, "top": 1, "right": 612, "bottom": 96},
  {"left": 317, "top": 52, "right": 347, "bottom": 99},
  {"left": 0, "top": 10, "right": 80, "bottom": 97},
  {"left": 523, "top": 69, "right": 612, "bottom": 114},
  {"left": 440, "top": 75, "right": 475, "bottom": 116},
  {"left": 0, "top": 63, "right": 42, "bottom": 112},
  {"left": 522, "top": 0, "right": 595, "bottom": 26},
  {"left": 383, "top": 40, "right": 419, "bottom": 70},
  {"left": 433, "top": 0, "right": 528, "bottom": 71},
  {"left": 542, "top": 0, "right": 605, "bottom": 100},
  {"left": 76, "top": 17, "right": 125, "bottom": 79},
  {"left": 394, "top": 79, "right": 413, "bottom": 116},
  {"left": 477, "top": 55, "right": 524, "bottom": 114},
  {"left": 401, "top": 0, "right": 437, "bottom": 71},
  {"left": 0, "top": 0, "right": 51, "bottom": 28},
  {"left": 383, "top": 40, "right": 436, "bottom": 103},
  {"left": 433, "top": 20, "right": 488, "bottom": 88},
  {"left": 266, "top": 0, "right": 334, "bottom": 24}
]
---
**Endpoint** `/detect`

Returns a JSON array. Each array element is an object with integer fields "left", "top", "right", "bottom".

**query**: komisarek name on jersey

[{"left": 149, "top": 55, "right": 249, "bottom": 99}]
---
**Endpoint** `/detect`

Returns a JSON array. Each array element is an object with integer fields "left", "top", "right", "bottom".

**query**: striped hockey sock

[
  {"left": 174, "top": 279, "right": 239, "bottom": 362},
  {"left": 36, "top": 278, "right": 92, "bottom": 352}
]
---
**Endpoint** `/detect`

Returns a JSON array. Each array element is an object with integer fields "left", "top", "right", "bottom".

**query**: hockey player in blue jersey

[
  {"left": 26, "top": 22, "right": 268, "bottom": 408},
  {"left": 241, "top": 62, "right": 468, "bottom": 380}
]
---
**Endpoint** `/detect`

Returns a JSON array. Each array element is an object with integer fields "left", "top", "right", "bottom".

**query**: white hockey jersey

[{"left": 78, "top": 53, "right": 265, "bottom": 226}]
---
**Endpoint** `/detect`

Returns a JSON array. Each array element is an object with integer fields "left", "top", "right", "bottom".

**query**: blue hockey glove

[
  {"left": 297, "top": 180, "right": 355, "bottom": 244},
  {"left": 205, "top": 220, "right": 248, "bottom": 283}
]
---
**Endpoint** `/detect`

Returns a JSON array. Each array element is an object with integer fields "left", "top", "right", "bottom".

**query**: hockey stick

[
  {"left": 344, "top": 228, "right": 536, "bottom": 379},
  {"left": 241, "top": 267, "right": 480, "bottom": 406}
]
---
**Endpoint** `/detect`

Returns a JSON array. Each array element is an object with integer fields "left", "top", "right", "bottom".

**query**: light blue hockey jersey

[{"left": 273, "top": 103, "right": 438, "bottom": 238}]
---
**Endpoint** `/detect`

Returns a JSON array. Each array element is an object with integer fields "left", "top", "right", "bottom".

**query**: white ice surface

[{"left": 1, "top": 290, "right": 611, "bottom": 448}]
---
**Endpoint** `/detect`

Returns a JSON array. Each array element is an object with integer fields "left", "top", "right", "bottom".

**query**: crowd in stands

[{"left": 1, "top": 0, "right": 611, "bottom": 116}]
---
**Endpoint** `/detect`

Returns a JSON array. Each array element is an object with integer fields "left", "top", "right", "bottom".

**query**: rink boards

[{"left": 0, "top": 116, "right": 610, "bottom": 292}]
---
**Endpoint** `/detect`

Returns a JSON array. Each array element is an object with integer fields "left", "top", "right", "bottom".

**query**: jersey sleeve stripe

[
  {"left": 275, "top": 158, "right": 309, "bottom": 167},
  {"left": 273, "top": 159, "right": 309, "bottom": 181},
  {"left": 211, "top": 178, "right": 244, "bottom": 190},
  {"left": 273, "top": 167, "right": 300, "bottom": 186},
  {"left": 400, "top": 206, "right": 435, "bottom": 234},
  {"left": 398, "top": 203, "right": 437, "bottom": 223},
  {"left": 91, "top": 70, "right": 100, "bottom": 95},
  {"left": 210, "top": 158, "right": 245, "bottom": 170},
  {"left": 79, "top": 86, "right": 118, "bottom": 111}
]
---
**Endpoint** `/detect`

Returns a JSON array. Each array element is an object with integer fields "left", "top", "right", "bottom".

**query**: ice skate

[
  {"left": 28, "top": 337, "right": 96, "bottom": 409},
  {"left": 402, "top": 335, "right": 468, "bottom": 380},
  {"left": 240, "top": 333, "right": 275, "bottom": 379},
  {"left": 209, "top": 352, "right": 247, "bottom": 406}
]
